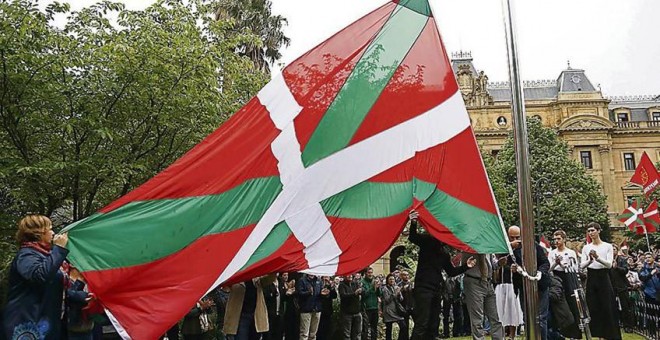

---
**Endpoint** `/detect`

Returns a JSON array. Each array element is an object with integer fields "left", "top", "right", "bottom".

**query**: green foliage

[
  {"left": 485, "top": 117, "right": 610, "bottom": 241},
  {"left": 0, "top": 0, "right": 276, "bottom": 229},
  {"left": 215, "top": 0, "right": 290, "bottom": 73}
]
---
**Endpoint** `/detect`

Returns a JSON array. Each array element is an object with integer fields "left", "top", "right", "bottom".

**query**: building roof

[
  {"left": 487, "top": 81, "right": 559, "bottom": 101},
  {"left": 607, "top": 95, "right": 660, "bottom": 122},
  {"left": 557, "top": 68, "right": 597, "bottom": 92}
]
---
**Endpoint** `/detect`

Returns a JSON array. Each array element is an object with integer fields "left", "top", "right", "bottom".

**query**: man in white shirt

[{"left": 548, "top": 230, "right": 581, "bottom": 339}]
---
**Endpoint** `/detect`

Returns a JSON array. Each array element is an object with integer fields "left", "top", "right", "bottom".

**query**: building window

[
  {"left": 491, "top": 149, "right": 500, "bottom": 158},
  {"left": 496, "top": 116, "right": 507, "bottom": 127},
  {"left": 617, "top": 112, "right": 629, "bottom": 122},
  {"left": 580, "top": 151, "right": 593, "bottom": 169},
  {"left": 626, "top": 196, "right": 635, "bottom": 207},
  {"left": 623, "top": 153, "right": 636, "bottom": 171},
  {"left": 653, "top": 112, "right": 660, "bottom": 121}
]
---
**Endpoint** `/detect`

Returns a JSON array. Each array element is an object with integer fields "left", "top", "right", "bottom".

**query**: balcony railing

[{"left": 616, "top": 120, "right": 660, "bottom": 129}]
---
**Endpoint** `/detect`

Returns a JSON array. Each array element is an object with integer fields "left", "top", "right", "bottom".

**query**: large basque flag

[{"left": 65, "top": 0, "right": 510, "bottom": 338}]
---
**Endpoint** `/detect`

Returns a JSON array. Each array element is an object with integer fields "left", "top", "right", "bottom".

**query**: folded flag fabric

[{"left": 64, "top": 0, "right": 510, "bottom": 338}]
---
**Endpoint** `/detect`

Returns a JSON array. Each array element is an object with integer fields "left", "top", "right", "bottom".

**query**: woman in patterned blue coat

[{"left": 1, "top": 215, "right": 69, "bottom": 340}]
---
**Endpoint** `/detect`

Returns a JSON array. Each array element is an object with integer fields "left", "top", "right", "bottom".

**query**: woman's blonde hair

[{"left": 16, "top": 214, "right": 52, "bottom": 244}]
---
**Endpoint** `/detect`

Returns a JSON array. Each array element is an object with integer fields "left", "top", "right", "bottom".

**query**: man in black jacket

[
  {"left": 408, "top": 211, "right": 476, "bottom": 340},
  {"left": 339, "top": 275, "right": 363, "bottom": 340}
]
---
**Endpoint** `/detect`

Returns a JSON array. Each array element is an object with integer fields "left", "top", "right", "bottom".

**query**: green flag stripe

[
  {"left": 320, "top": 178, "right": 501, "bottom": 237},
  {"left": 396, "top": 0, "right": 432, "bottom": 16},
  {"left": 321, "top": 181, "right": 412, "bottom": 219},
  {"left": 419, "top": 182, "right": 507, "bottom": 253},
  {"left": 301, "top": 5, "right": 429, "bottom": 166},
  {"left": 241, "top": 221, "right": 292, "bottom": 270},
  {"left": 69, "top": 177, "right": 503, "bottom": 272},
  {"left": 67, "top": 177, "right": 283, "bottom": 272},
  {"left": 321, "top": 179, "right": 505, "bottom": 252}
]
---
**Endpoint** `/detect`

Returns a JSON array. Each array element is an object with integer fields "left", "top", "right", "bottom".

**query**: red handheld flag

[
  {"left": 629, "top": 152, "right": 660, "bottom": 197},
  {"left": 643, "top": 199, "right": 660, "bottom": 233}
]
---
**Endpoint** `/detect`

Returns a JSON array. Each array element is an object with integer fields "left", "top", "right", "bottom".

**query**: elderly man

[{"left": 505, "top": 226, "right": 551, "bottom": 340}]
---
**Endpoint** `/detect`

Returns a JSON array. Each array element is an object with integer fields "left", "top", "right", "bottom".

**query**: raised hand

[{"left": 53, "top": 233, "right": 68, "bottom": 247}]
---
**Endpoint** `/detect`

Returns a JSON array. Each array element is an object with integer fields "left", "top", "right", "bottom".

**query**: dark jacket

[
  {"left": 379, "top": 285, "right": 404, "bottom": 323},
  {"left": 409, "top": 221, "right": 468, "bottom": 291},
  {"left": 320, "top": 283, "right": 337, "bottom": 317},
  {"left": 264, "top": 280, "right": 279, "bottom": 317},
  {"left": 512, "top": 243, "right": 551, "bottom": 291},
  {"left": 2, "top": 245, "right": 68, "bottom": 340},
  {"left": 338, "top": 281, "right": 361, "bottom": 315},
  {"left": 360, "top": 277, "right": 379, "bottom": 310},
  {"left": 398, "top": 280, "right": 414, "bottom": 312},
  {"left": 610, "top": 264, "right": 629, "bottom": 294},
  {"left": 66, "top": 279, "right": 93, "bottom": 334},
  {"left": 296, "top": 275, "right": 323, "bottom": 313},
  {"left": 548, "top": 275, "right": 574, "bottom": 332}
]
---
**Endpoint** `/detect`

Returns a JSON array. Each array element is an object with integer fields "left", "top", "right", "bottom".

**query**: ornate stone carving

[
  {"left": 565, "top": 119, "right": 607, "bottom": 129},
  {"left": 457, "top": 66, "right": 493, "bottom": 107},
  {"left": 598, "top": 145, "right": 611, "bottom": 154}
]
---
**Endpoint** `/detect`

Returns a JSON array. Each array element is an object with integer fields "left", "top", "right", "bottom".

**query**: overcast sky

[{"left": 53, "top": 0, "right": 659, "bottom": 96}]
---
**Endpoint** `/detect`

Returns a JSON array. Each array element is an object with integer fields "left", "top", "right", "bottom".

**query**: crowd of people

[{"left": 3, "top": 213, "right": 660, "bottom": 340}]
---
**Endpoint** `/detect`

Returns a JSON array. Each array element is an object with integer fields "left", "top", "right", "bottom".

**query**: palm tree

[{"left": 215, "top": 0, "right": 290, "bottom": 74}]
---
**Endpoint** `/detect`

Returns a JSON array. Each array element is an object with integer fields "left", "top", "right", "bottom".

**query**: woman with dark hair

[
  {"left": 2, "top": 214, "right": 69, "bottom": 340},
  {"left": 580, "top": 222, "right": 622, "bottom": 340},
  {"left": 379, "top": 274, "right": 407, "bottom": 340}
]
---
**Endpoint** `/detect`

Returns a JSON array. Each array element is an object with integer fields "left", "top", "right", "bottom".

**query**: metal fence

[{"left": 630, "top": 294, "right": 660, "bottom": 340}]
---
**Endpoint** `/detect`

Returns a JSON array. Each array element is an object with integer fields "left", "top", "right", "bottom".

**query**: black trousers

[
  {"left": 411, "top": 288, "right": 441, "bottom": 340},
  {"left": 316, "top": 313, "right": 334, "bottom": 340},
  {"left": 362, "top": 309, "right": 378, "bottom": 340},
  {"left": 586, "top": 268, "right": 622, "bottom": 340},
  {"left": 385, "top": 320, "right": 408, "bottom": 340}
]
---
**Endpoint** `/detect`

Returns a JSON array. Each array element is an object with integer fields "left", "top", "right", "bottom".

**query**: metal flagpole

[
  {"left": 644, "top": 225, "right": 652, "bottom": 251},
  {"left": 501, "top": 0, "right": 540, "bottom": 339}
]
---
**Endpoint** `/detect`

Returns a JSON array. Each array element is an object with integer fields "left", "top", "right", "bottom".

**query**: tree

[
  {"left": 215, "top": 0, "right": 290, "bottom": 73},
  {"left": 0, "top": 0, "right": 270, "bottom": 230},
  {"left": 486, "top": 117, "right": 610, "bottom": 241}
]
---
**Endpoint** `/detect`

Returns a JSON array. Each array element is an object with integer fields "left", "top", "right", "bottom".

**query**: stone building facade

[
  {"left": 373, "top": 52, "right": 660, "bottom": 274},
  {"left": 452, "top": 51, "right": 660, "bottom": 224}
]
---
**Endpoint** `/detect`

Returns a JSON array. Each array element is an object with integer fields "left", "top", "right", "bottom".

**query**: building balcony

[{"left": 615, "top": 120, "right": 660, "bottom": 130}]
